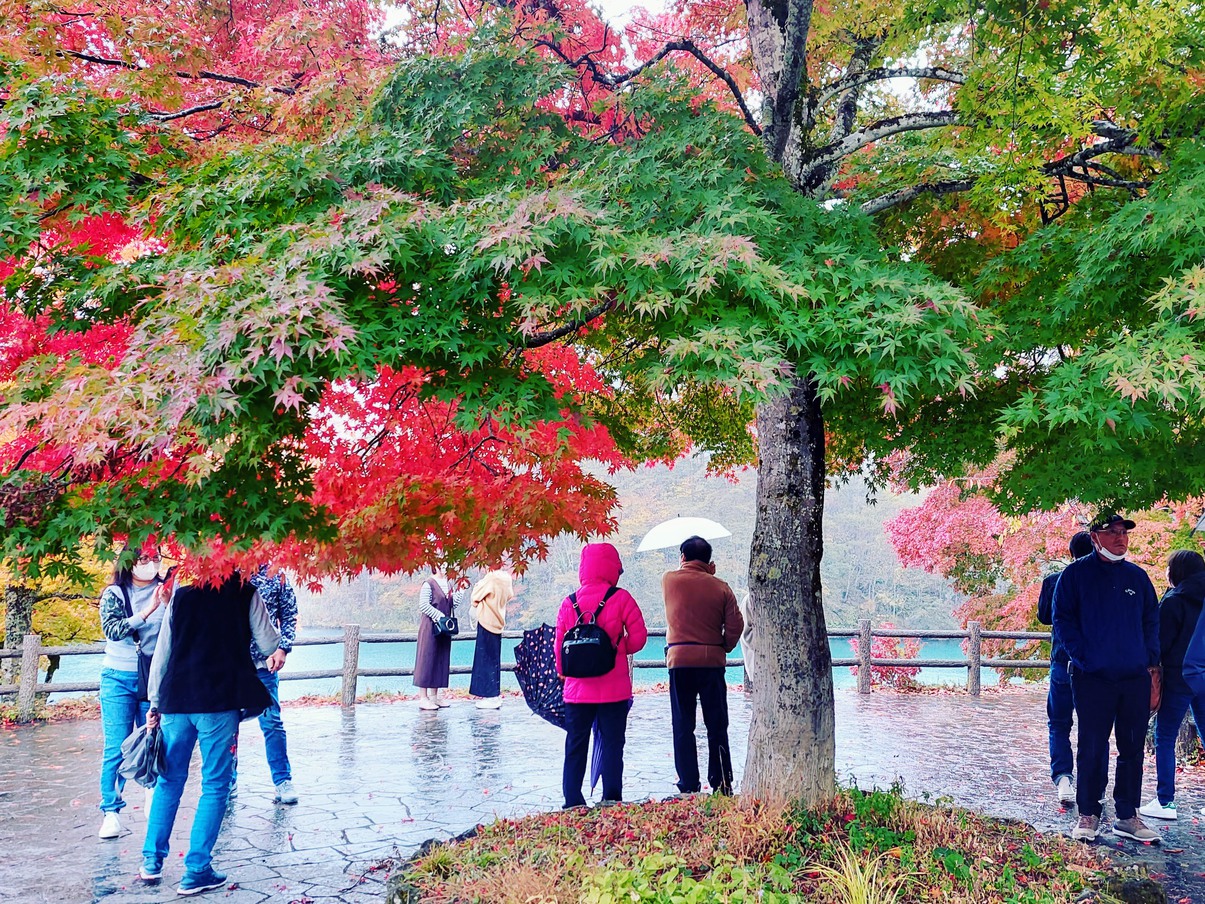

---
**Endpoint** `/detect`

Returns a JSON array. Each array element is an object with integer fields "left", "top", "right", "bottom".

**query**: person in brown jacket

[{"left": 662, "top": 535, "right": 744, "bottom": 795}]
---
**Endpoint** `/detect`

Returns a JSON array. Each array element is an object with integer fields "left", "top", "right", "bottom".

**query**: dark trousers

[
  {"left": 669, "top": 667, "right": 733, "bottom": 794},
  {"left": 563, "top": 700, "right": 628, "bottom": 807},
  {"left": 1071, "top": 670, "right": 1150, "bottom": 819},
  {"left": 1047, "top": 660, "right": 1074, "bottom": 782}
]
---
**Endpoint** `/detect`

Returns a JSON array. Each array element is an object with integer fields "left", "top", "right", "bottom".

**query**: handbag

[
  {"left": 1150, "top": 666, "right": 1163, "bottom": 712},
  {"left": 118, "top": 723, "right": 166, "bottom": 788},
  {"left": 433, "top": 614, "right": 459, "bottom": 637}
]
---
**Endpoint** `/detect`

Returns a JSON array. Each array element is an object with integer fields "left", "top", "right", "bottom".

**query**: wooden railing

[{"left": 0, "top": 619, "right": 1051, "bottom": 720}]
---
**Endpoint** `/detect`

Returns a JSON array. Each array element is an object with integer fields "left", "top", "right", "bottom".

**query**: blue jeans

[
  {"left": 1047, "top": 661, "right": 1074, "bottom": 783},
  {"left": 1153, "top": 686, "right": 1205, "bottom": 805},
  {"left": 257, "top": 669, "right": 291, "bottom": 785},
  {"left": 231, "top": 668, "right": 292, "bottom": 787},
  {"left": 98, "top": 667, "right": 148, "bottom": 813},
  {"left": 143, "top": 711, "right": 238, "bottom": 875}
]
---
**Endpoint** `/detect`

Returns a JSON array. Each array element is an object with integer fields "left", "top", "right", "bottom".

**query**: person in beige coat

[
  {"left": 662, "top": 536, "right": 743, "bottom": 795},
  {"left": 470, "top": 571, "right": 514, "bottom": 709}
]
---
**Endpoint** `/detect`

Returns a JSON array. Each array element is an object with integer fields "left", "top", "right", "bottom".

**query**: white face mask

[
  {"left": 132, "top": 562, "right": 159, "bottom": 582},
  {"left": 1096, "top": 545, "right": 1126, "bottom": 563}
]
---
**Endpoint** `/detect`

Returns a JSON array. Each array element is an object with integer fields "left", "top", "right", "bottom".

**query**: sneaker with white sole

[
  {"left": 1071, "top": 813, "right": 1099, "bottom": 840},
  {"left": 139, "top": 859, "right": 163, "bottom": 883},
  {"left": 98, "top": 812, "right": 121, "bottom": 839},
  {"left": 274, "top": 780, "right": 298, "bottom": 805},
  {"left": 1055, "top": 775, "right": 1075, "bottom": 806},
  {"left": 177, "top": 867, "right": 227, "bottom": 896},
  {"left": 1139, "top": 798, "right": 1177, "bottom": 820},
  {"left": 1113, "top": 816, "right": 1160, "bottom": 843}
]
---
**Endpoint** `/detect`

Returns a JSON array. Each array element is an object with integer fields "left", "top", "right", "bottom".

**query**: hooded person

[
  {"left": 469, "top": 570, "right": 515, "bottom": 709},
  {"left": 554, "top": 543, "right": 648, "bottom": 808},
  {"left": 1141, "top": 549, "right": 1205, "bottom": 820}
]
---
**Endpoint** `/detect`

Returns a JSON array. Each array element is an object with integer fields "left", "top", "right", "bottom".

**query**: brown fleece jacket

[{"left": 662, "top": 560, "right": 744, "bottom": 669}]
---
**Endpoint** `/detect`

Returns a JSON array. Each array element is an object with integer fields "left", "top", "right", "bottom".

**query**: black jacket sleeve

[{"left": 1037, "top": 573, "right": 1059, "bottom": 626}]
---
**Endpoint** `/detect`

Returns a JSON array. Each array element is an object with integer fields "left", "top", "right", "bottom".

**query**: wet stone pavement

[{"left": 4, "top": 686, "right": 1205, "bottom": 903}]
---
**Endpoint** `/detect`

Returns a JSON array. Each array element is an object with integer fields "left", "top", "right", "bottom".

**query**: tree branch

[
  {"left": 535, "top": 37, "right": 761, "bottom": 135},
  {"left": 858, "top": 178, "right": 977, "bottom": 215},
  {"left": 799, "top": 110, "right": 960, "bottom": 189},
  {"left": 815, "top": 66, "right": 967, "bottom": 110},
  {"left": 61, "top": 50, "right": 296, "bottom": 96},
  {"left": 516, "top": 295, "right": 618, "bottom": 349},
  {"left": 146, "top": 100, "right": 227, "bottom": 122}
]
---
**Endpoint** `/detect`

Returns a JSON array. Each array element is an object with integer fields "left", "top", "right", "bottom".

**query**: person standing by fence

[
  {"left": 228, "top": 565, "right": 299, "bottom": 805},
  {"left": 1037, "top": 531, "right": 1093, "bottom": 807},
  {"left": 555, "top": 543, "right": 647, "bottom": 808},
  {"left": 1054, "top": 513, "right": 1160, "bottom": 844},
  {"left": 1141, "top": 550, "right": 1205, "bottom": 820},
  {"left": 470, "top": 570, "right": 513, "bottom": 709},
  {"left": 96, "top": 545, "right": 167, "bottom": 840},
  {"left": 662, "top": 535, "right": 743, "bottom": 796},
  {"left": 414, "top": 574, "right": 466, "bottom": 710}
]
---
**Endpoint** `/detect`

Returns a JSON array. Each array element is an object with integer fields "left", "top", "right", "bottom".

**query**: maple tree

[
  {"left": 886, "top": 471, "right": 1205, "bottom": 671},
  {"left": 2, "top": 0, "right": 1204, "bottom": 810}
]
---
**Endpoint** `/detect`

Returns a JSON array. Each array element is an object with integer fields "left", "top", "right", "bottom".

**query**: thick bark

[
  {"left": 744, "top": 374, "right": 834, "bottom": 803},
  {"left": 2, "top": 584, "right": 36, "bottom": 685}
]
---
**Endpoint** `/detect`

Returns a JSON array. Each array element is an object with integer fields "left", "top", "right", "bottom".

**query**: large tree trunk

[
  {"left": 2, "top": 584, "right": 37, "bottom": 685},
  {"left": 743, "top": 374, "right": 834, "bottom": 803}
]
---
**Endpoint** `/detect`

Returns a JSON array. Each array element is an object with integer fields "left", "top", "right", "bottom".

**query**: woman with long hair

[
  {"left": 1140, "top": 549, "right": 1205, "bottom": 821},
  {"left": 96, "top": 544, "right": 167, "bottom": 839}
]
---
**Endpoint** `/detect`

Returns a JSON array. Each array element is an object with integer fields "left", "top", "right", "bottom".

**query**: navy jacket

[
  {"left": 1037, "top": 571, "right": 1067, "bottom": 665},
  {"left": 1164, "top": 572, "right": 1205, "bottom": 695},
  {"left": 1052, "top": 553, "right": 1158, "bottom": 680}
]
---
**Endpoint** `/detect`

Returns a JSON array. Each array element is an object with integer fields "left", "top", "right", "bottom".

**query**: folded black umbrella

[
  {"left": 118, "top": 723, "right": 166, "bottom": 788},
  {"left": 514, "top": 624, "right": 566, "bottom": 729}
]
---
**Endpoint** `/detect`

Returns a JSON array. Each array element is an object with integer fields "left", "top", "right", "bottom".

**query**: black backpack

[{"left": 561, "top": 586, "right": 619, "bottom": 678}]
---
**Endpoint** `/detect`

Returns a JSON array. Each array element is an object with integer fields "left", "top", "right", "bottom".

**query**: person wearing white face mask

[
  {"left": 96, "top": 545, "right": 169, "bottom": 839},
  {"left": 1053, "top": 513, "right": 1160, "bottom": 844}
]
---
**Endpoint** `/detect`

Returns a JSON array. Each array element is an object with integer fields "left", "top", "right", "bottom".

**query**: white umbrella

[{"left": 636, "top": 517, "right": 731, "bottom": 552}]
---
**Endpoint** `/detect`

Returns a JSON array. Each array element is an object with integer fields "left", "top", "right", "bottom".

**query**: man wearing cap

[
  {"left": 1037, "top": 531, "right": 1094, "bottom": 806},
  {"left": 1053, "top": 513, "right": 1160, "bottom": 844}
]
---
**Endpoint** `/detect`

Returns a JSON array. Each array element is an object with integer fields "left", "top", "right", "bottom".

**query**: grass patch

[{"left": 400, "top": 786, "right": 1129, "bottom": 903}]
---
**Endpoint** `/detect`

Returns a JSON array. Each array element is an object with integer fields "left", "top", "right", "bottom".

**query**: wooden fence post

[
  {"left": 17, "top": 634, "right": 41, "bottom": 721},
  {"left": 967, "top": 621, "right": 982, "bottom": 697},
  {"left": 341, "top": 624, "right": 360, "bottom": 709},
  {"left": 857, "top": 619, "right": 872, "bottom": 695}
]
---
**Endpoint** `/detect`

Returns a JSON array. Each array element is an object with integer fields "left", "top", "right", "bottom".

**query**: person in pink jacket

[{"left": 554, "top": 543, "right": 648, "bottom": 808}]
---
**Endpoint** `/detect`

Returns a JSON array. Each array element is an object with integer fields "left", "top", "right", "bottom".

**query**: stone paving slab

[{"left": 4, "top": 687, "right": 1205, "bottom": 902}]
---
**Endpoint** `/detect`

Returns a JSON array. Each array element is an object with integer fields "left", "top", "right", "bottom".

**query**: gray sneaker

[
  {"left": 274, "top": 780, "right": 298, "bottom": 805},
  {"left": 1113, "top": 816, "right": 1159, "bottom": 843},
  {"left": 1071, "top": 814, "right": 1099, "bottom": 841}
]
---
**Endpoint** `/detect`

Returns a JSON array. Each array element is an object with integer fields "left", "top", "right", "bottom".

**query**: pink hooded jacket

[{"left": 555, "top": 543, "right": 648, "bottom": 704}]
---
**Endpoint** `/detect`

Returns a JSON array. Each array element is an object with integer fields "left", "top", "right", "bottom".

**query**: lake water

[{"left": 43, "top": 631, "right": 1002, "bottom": 701}]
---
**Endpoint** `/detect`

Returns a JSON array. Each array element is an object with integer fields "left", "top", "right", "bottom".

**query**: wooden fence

[{"left": 0, "top": 619, "right": 1053, "bottom": 721}]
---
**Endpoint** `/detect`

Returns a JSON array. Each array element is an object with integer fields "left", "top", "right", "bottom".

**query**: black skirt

[{"left": 470, "top": 627, "right": 502, "bottom": 697}]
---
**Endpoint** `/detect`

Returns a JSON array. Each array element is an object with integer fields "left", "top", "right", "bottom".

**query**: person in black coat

[{"left": 1140, "top": 549, "right": 1205, "bottom": 820}]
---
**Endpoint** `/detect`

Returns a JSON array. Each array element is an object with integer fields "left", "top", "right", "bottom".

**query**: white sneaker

[
  {"left": 274, "top": 780, "right": 299, "bottom": 805},
  {"left": 1055, "top": 776, "right": 1075, "bottom": 806},
  {"left": 475, "top": 698, "right": 502, "bottom": 709},
  {"left": 1139, "top": 798, "right": 1177, "bottom": 820},
  {"left": 98, "top": 812, "right": 121, "bottom": 839}
]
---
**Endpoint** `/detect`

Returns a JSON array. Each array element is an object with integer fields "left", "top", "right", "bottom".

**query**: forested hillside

[{"left": 295, "top": 458, "right": 962, "bottom": 632}]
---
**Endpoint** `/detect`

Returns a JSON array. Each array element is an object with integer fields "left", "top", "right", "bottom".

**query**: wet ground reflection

[{"left": 1, "top": 686, "right": 1203, "bottom": 902}]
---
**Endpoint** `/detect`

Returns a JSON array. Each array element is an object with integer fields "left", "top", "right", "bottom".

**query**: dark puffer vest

[{"left": 158, "top": 576, "right": 272, "bottom": 717}]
